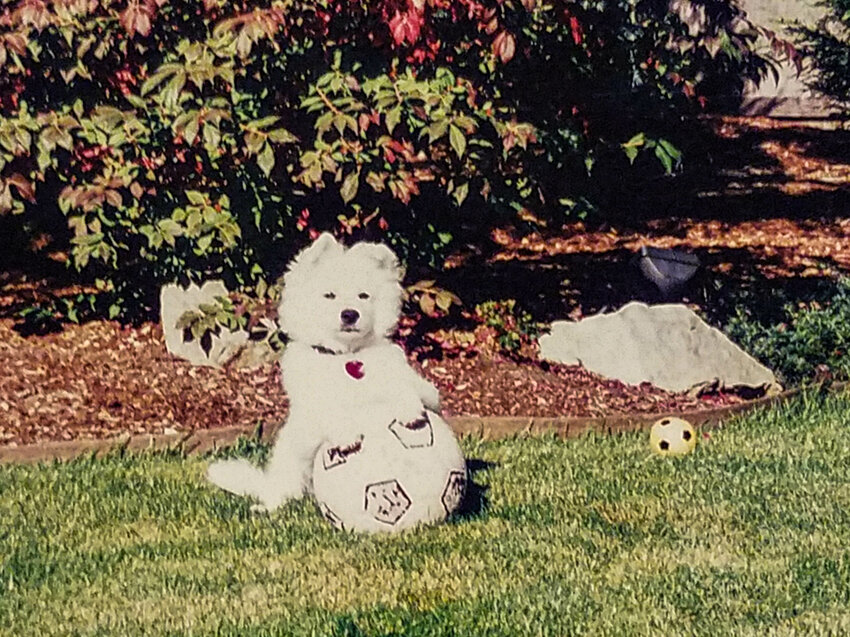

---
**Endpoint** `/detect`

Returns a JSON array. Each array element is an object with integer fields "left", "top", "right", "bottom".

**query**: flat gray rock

[
  {"left": 160, "top": 281, "right": 278, "bottom": 369},
  {"left": 539, "top": 302, "right": 778, "bottom": 393}
]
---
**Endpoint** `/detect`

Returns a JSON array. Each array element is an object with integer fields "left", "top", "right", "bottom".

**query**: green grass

[{"left": 3, "top": 393, "right": 850, "bottom": 636}]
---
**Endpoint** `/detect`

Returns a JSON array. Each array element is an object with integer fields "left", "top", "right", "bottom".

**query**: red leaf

[
  {"left": 388, "top": 9, "right": 423, "bottom": 46},
  {"left": 120, "top": 0, "right": 154, "bottom": 38},
  {"left": 7, "top": 173, "right": 35, "bottom": 202},
  {"left": 358, "top": 113, "right": 372, "bottom": 132},
  {"left": 569, "top": 16, "right": 583, "bottom": 45},
  {"left": 15, "top": 0, "right": 50, "bottom": 30},
  {"left": 493, "top": 30, "right": 516, "bottom": 63},
  {"left": 4, "top": 33, "right": 27, "bottom": 56}
]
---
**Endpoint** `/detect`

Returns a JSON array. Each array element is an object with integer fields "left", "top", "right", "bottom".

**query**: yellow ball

[{"left": 649, "top": 417, "right": 697, "bottom": 456}]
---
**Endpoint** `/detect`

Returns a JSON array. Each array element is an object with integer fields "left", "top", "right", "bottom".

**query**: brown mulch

[
  {"left": 0, "top": 319, "right": 284, "bottom": 447},
  {"left": 0, "top": 317, "right": 745, "bottom": 447}
]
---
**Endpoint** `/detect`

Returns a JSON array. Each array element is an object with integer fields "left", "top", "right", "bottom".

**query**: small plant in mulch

[
  {"left": 14, "top": 290, "right": 99, "bottom": 336},
  {"left": 175, "top": 280, "right": 286, "bottom": 356},
  {"left": 399, "top": 294, "right": 542, "bottom": 361},
  {"left": 472, "top": 299, "right": 541, "bottom": 357}
]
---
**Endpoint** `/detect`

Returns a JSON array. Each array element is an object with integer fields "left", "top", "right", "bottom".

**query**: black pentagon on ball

[
  {"left": 682, "top": 430, "right": 692, "bottom": 441},
  {"left": 364, "top": 479, "right": 412, "bottom": 525},
  {"left": 659, "top": 440, "right": 670, "bottom": 451}
]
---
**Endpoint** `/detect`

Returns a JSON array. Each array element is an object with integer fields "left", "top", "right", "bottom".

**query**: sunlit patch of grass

[{"left": 2, "top": 391, "right": 850, "bottom": 635}]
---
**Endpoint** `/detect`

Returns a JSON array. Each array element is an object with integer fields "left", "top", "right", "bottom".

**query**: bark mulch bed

[{"left": 0, "top": 317, "right": 746, "bottom": 448}]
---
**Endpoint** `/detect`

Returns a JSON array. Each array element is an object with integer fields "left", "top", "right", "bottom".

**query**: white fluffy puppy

[{"left": 207, "top": 232, "right": 441, "bottom": 512}]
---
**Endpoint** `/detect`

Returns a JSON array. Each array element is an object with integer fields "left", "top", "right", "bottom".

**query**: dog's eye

[
  {"left": 324, "top": 292, "right": 336, "bottom": 300},
  {"left": 358, "top": 292, "right": 370, "bottom": 300}
]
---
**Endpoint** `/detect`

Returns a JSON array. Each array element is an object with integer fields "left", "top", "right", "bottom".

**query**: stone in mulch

[{"left": 539, "top": 302, "right": 779, "bottom": 394}]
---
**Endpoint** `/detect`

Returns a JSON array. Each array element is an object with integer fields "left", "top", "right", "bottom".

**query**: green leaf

[
  {"left": 203, "top": 121, "right": 221, "bottom": 149},
  {"left": 449, "top": 124, "right": 466, "bottom": 158},
  {"left": 435, "top": 290, "right": 457, "bottom": 311},
  {"left": 186, "top": 191, "right": 206, "bottom": 205},
  {"left": 654, "top": 144, "right": 674, "bottom": 174},
  {"left": 197, "top": 233, "right": 213, "bottom": 253},
  {"left": 386, "top": 107, "right": 402, "bottom": 134},
  {"left": 427, "top": 119, "right": 449, "bottom": 143},
  {"left": 244, "top": 130, "right": 265, "bottom": 155},
  {"left": 452, "top": 181, "right": 469, "bottom": 206},
  {"left": 257, "top": 143, "right": 275, "bottom": 177},
  {"left": 419, "top": 294, "right": 436, "bottom": 316},
  {"left": 124, "top": 93, "right": 147, "bottom": 109},
  {"left": 184, "top": 116, "right": 200, "bottom": 145},
  {"left": 267, "top": 127, "right": 298, "bottom": 144},
  {"left": 141, "top": 69, "right": 172, "bottom": 97},
  {"left": 657, "top": 138, "right": 682, "bottom": 162},
  {"left": 340, "top": 169, "right": 360, "bottom": 204},
  {"left": 252, "top": 115, "right": 280, "bottom": 130},
  {"left": 623, "top": 132, "right": 646, "bottom": 148}
]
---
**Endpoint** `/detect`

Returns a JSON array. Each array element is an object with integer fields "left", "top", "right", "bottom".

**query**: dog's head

[{"left": 279, "top": 233, "right": 403, "bottom": 352}]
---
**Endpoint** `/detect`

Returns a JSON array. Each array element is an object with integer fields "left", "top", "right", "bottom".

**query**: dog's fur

[{"left": 206, "top": 233, "right": 441, "bottom": 511}]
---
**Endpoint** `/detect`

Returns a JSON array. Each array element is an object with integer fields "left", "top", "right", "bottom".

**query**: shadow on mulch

[
  {"left": 441, "top": 244, "right": 848, "bottom": 329},
  {"left": 598, "top": 118, "right": 850, "bottom": 223},
  {"left": 435, "top": 116, "right": 850, "bottom": 327}
]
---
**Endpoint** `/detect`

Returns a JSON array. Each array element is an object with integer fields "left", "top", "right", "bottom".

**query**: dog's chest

[{"left": 298, "top": 351, "right": 394, "bottom": 403}]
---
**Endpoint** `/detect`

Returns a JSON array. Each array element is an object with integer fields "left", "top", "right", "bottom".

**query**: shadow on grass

[{"left": 454, "top": 458, "right": 498, "bottom": 522}]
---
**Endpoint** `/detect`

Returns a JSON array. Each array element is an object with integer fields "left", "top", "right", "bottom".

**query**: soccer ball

[
  {"left": 312, "top": 410, "right": 467, "bottom": 533},
  {"left": 649, "top": 417, "right": 697, "bottom": 456}
]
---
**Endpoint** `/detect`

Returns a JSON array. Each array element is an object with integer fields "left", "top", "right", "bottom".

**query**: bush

[
  {"left": 793, "top": 0, "right": 850, "bottom": 105},
  {"left": 725, "top": 279, "right": 850, "bottom": 386},
  {"left": 0, "top": 0, "right": 778, "bottom": 318}
]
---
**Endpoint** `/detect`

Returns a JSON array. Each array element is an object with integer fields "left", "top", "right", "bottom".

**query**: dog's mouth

[{"left": 339, "top": 326, "right": 360, "bottom": 333}]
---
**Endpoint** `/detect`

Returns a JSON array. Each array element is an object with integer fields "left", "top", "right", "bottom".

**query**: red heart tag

[{"left": 345, "top": 360, "right": 364, "bottom": 379}]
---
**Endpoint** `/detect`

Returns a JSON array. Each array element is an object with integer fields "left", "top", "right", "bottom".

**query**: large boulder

[
  {"left": 539, "top": 302, "right": 778, "bottom": 393},
  {"left": 159, "top": 281, "right": 278, "bottom": 369}
]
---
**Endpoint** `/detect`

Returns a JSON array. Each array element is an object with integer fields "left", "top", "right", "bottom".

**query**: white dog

[{"left": 207, "top": 233, "right": 441, "bottom": 512}]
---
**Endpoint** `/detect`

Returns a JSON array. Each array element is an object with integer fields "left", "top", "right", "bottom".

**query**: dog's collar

[{"left": 312, "top": 344, "right": 344, "bottom": 356}]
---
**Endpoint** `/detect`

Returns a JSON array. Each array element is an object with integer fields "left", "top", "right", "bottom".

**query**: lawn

[{"left": 3, "top": 392, "right": 850, "bottom": 636}]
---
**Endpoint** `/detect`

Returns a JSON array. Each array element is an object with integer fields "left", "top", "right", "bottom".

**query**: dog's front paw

[{"left": 250, "top": 503, "right": 272, "bottom": 514}]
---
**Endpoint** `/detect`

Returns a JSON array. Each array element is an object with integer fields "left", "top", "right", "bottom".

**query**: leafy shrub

[
  {"left": 0, "top": 0, "right": 780, "bottom": 319},
  {"left": 792, "top": 0, "right": 850, "bottom": 105},
  {"left": 725, "top": 279, "right": 850, "bottom": 386}
]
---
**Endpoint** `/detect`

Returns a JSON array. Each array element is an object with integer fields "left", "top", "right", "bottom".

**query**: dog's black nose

[{"left": 340, "top": 309, "right": 360, "bottom": 325}]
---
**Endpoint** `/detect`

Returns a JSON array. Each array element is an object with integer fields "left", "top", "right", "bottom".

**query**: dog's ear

[
  {"left": 290, "top": 232, "right": 343, "bottom": 271},
  {"left": 347, "top": 242, "right": 402, "bottom": 280}
]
